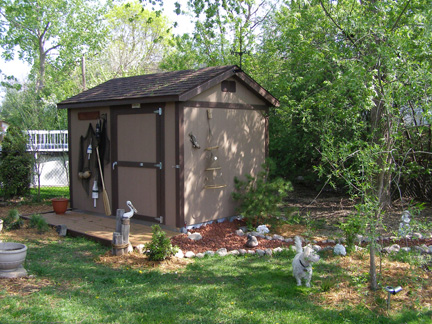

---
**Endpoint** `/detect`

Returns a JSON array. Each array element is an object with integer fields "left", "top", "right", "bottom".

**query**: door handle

[{"left": 112, "top": 161, "right": 118, "bottom": 170}]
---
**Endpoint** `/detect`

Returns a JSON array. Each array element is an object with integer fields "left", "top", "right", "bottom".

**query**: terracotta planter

[
  {"left": 51, "top": 198, "right": 69, "bottom": 215},
  {"left": 0, "top": 242, "right": 27, "bottom": 272}
]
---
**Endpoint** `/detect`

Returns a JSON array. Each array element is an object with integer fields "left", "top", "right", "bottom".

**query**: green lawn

[{"left": 1, "top": 235, "right": 431, "bottom": 324}]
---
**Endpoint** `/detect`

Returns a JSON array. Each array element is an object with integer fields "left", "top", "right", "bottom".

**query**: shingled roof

[{"left": 57, "top": 65, "right": 279, "bottom": 109}]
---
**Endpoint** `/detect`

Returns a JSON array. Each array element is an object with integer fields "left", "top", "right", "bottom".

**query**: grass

[
  {"left": 1, "top": 232, "right": 431, "bottom": 324},
  {"left": 29, "top": 186, "right": 70, "bottom": 201}
]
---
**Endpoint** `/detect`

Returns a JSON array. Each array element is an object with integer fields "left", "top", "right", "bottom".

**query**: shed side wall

[{"left": 183, "top": 107, "right": 266, "bottom": 225}]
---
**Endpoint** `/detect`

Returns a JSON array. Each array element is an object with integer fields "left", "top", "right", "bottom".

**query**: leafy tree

[
  {"left": 85, "top": 0, "right": 172, "bottom": 87},
  {"left": 0, "top": 124, "right": 32, "bottom": 198},
  {"left": 160, "top": 0, "right": 273, "bottom": 71},
  {"left": 0, "top": 0, "right": 108, "bottom": 92},
  {"left": 259, "top": 0, "right": 432, "bottom": 290}
]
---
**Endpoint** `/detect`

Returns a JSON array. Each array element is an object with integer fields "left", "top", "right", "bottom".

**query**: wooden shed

[{"left": 57, "top": 65, "right": 279, "bottom": 230}]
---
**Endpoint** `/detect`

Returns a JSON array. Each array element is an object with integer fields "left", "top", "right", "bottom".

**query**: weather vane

[{"left": 231, "top": 33, "right": 249, "bottom": 70}]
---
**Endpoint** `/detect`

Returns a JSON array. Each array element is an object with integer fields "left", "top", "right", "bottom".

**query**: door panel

[{"left": 111, "top": 105, "right": 164, "bottom": 223}]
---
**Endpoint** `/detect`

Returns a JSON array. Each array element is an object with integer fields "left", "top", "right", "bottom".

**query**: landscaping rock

[
  {"left": 256, "top": 249, "right": 265, "bottom": 256},
  {"left": 196, "top": 253, "right": 205, "bottom": 259},
  {"left": 238, "top": 249, "right": 247, "bottom": 255},
  {"left": 333, "top": 244, "right": 346, "bottom": 256},
  {"left": 228, "top": 250, "right": 240, "bottom": 256},
  {"left": 290, "top": 245, "right": 297, "bottom": 253},
  {"left": 247, "top": 250, "right": 256, "bottom": 255},
  {"left": 412, "top": 232, "right": 423, "bottom": 239},
  {"left": 127, "top": 243, "right": 133, "bottom": 254},
  {"left": 205, "top": 251, "right": 215, "bottom": 257},
  {"left": 175, "top": 249, "right": 184, "bottom": 258},
  {"left": 312, "top": 245, "right": 322, "bottom": 252},
  {"left": 382, "top": 244, "right": 400, "bottom": 254},
  {"left": 245, "top": 234, "right": 259, "bottom": 248},
  {"left": 284, "top": 238, "right": 293, "bottom": 243},
  {"left": 216, "top": 248, "right": 228, "bottom": 257},
  {"left": 400, "top": 247, "right": 411, "bottom": 253},
  {"left": 256, "top": 225, "right": 270, "bottom": 234},
  {"left": 428, "top": 246, "right": 432, "bottom": 254},
  {"left": 188, "top": 233, "right": 203, "bottom": 241},
  {"left": 273, "top": 247, "right": 284, "bottom": 253},
  {"left": 273, "top": 234, "right": 284, "bottom": 241},
  {"left": 235, "top": 229, "right": 245, "bottom": 236},
  {"left": 265, "top": 248, "right": 273, "bottom": 256},
  {"left": 185, "top": 251, "right": 195, "bottom": 258}
]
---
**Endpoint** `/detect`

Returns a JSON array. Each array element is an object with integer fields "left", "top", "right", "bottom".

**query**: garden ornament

[{"left": 123, "top": 201, "right": 137, "bottom": 219}]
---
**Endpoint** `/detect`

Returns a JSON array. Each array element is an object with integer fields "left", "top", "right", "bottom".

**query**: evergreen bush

[
  {"left": 29, "top": 214, "right": 50, "bottom": 232},
  {"left": 0, "top": 125, "right": 32, "bottom": 198},
  {"left": 144, "top": 224, "right": 179, "bottom": 261},
  {"left": 232, "top": 162, "right": 293, "bottom": 229},
  {"left": 4, "top": 208, "right": 23, "bottom": 230}
]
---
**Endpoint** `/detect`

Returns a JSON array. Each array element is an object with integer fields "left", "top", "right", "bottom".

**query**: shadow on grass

[{"left": 1, "top": 237, "right": 431, "bottom": 324}]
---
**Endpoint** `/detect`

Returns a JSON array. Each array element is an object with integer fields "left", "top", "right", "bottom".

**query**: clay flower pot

[
  {"left": 0, "top": 242, "right": 27, "bottom": 272},
  {"left": 51, "top": 198, "right": 69, "bottom": 215}
]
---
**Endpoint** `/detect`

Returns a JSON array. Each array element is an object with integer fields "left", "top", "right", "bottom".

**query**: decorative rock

[
  {"left": 245, "top": 234, "right": 259, "bottom": 248},
  {"left": 333, "top": 244, "right": 346, "bottom": 256},
  {"left": 400, "top": 247, "right": 411, "bottom": 253},
  {"left": 235, "top": 229, "right": 245, "bottom": 236},
  {"left": 326, "top": 239, "right": 336, "bottom": 244},
  {"left": 135, "top": 244, "right": 145, "bottom": 254},
  {"left": 256, "top": 225, "right": 270, "bottom": 234},
  {"left": 290, "top": 245, "right": 297, "bottom": 253},
  {"left": 273, "top": 247, "right": 284, "bottom": 253},
  {"left": 265, "top": 235, "right": 273, "bottom": 240},
  {"left": 265, "top": 248, "right": 273, "bottom": 256},
  {"left": 382, "top": 244, "right": 400, "bottom": 254},
  {"left": 175, "top": 249, "right": 184, "bottom": 258},
  {"left": 256, "top": 249, "right": 265, "bottom": 256},
  {"left": 284, "top": 238, "right": 293, "bottom": 243},
  {"left": 412, "top": 245, "right": 428, "bottom": 254},
  {"left": 322, "top": 246, "right": 333, "bottom": 252},
  {"left": 412, "top": 232, "right": 423, "bottom": 239},
  {"left": 238, "top": 249, "right": 247, "bottom": 255},
  {"left": 273, "top": 234, "right": 284, "bottom": 241},
  {"left": 205, "top": 251, "right": 215, "bottom": 257},
  {"left": 250, "top": 231, "right": 259, "bottom": 237},
  {"left": 355, "top": 245, "right": 365, "bottom": 252},
  {"left": 127, "top": 243, "right": 133, "bottom": 254},
  {"left": 312, "top": 245, "right": 322, "bottom": 252},
  {"left": 239, "top": 226, "right": 248, "bottom": 233},
  {"left": 428, "top": 246, "right": 432, "bottom": 254},
  {"left": 216, "top": 248, "right": 228, "bottom": 257},
  {"left": 188, "top": 233, "right": 203, "bottom": 241},
  {"left": 56, "top": 224, "right": 67, "bottom": 236},
  {"left": 247, "top": 250, "right": 256, "bottom": 255},
  {"left": 185, "top": 251, "right": 195, "bottom": 258},
  {"left": 196, "top": 253, "right": 205, "bottom": 259},
  {"left": 228, "top": 250, "right": 240, "bottom": 256}
]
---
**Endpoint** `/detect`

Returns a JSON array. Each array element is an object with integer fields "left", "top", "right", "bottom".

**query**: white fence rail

[{"left": 26, "top": 130, "right": 68, "bottom": 152}]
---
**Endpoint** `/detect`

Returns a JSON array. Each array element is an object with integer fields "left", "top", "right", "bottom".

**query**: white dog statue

[{"left": 292, "top": 236, "right": 320, "bottom": 287}]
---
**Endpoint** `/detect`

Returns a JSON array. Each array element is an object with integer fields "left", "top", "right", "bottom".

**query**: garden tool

[{"left": 92, "top": 179, "right": 99, "bottom": 208}]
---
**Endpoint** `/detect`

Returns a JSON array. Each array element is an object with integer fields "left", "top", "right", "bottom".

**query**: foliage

[
  {"left": 338, "top": 211, "right": 366, "bottom": 254},
  {"left": 85, "top": 0, "right": 172, "bottom": 87},
  {"left": 0, "top": 0, "right": 108, "bottom": 92},
  {"left": 232, "top": 162, "right": 293, "bottom": 228},
  {"left": 29, "top": 213, "right": 49, "bottom": 232},
  {"left": 0, "top": 124, "right": 32, "bottom": 198},
  {"left": 144, "top": 224, "right": 179, "bottom": 261},
  {"left": 160, "top": 0, "right": 273, "bottom": 71},
  {"left": 3, "top": 208, "right": 23, "bottom": 230}
]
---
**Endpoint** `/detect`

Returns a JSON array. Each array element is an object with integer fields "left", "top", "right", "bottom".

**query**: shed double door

[{"left": 111, "top": 104, "right": 164, "bottom": 223}]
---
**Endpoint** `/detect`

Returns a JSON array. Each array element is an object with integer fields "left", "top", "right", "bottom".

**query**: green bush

[
  {"left": 144, "top": 224, "right": 179, "bottom": 261},
  {"left": 29, "top": 214, "right": 50, "bottom": 232},
  {"left": 4, "top": 208, "right": 23, "bottom": 230},
  {"left": 232, "top": 162, "right": 293, "bottom": 229},
  {"left": 338, "top": 211, "right": 366, "bottom": 254},
  {"left": 0, "top": 125, "right": 32, "bottom": 198}
]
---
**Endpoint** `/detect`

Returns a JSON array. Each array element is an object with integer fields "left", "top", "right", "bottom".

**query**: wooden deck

[{"left": 31, "top": 210, "right": 180, "bottom": 247}]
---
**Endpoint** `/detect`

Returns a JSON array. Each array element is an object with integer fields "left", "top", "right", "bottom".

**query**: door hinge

[
  {"left": 154, "top": 107, "right": 162, "bottom": 115},
  {"left": 155, "top": 216, "right": 163, "bottom": 223},
  {"left": 154, "top": 162, "right": 163, "bottom": 169}
]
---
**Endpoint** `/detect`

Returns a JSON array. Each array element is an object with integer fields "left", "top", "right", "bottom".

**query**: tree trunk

[{"left": 370, "top": 241, "right": 378, "bottom": 290}]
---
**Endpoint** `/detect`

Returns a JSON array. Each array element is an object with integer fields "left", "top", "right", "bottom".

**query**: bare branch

[{"left": 391, "top": 0, "right": 412, "bottom": 33}]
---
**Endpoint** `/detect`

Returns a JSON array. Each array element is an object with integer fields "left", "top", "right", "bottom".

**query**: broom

[{"left": 96, "top": 146, "right": 111, "bottom": 216}]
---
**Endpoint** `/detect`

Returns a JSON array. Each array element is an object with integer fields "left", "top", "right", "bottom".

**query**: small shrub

[
  {"left": 321, "top": 277, "right": 337, "bottom": 292},
  {"left": 338, "top": 211, "right": 366, "bottom": 254},
  {"left": 4, "top": 208, "right": 23, "bottom": 230},
  {"left": 145, "top": 224, "right": 179, "bottom": 261},
  {"left": 29, "top": 214, "right": 49, "bottom": 232},
  {"left": 232, "top": 162, "right": 293, "bottom": 228}
]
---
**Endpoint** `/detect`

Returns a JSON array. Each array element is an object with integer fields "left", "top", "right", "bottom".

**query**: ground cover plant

[{"left": 1, "top": 220, "right": 431, "bottom": 324}]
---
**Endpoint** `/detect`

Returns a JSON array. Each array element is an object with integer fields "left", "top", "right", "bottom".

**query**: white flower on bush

[{"left": 256, "top": 225, "right": 270, "bottom": 234}]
